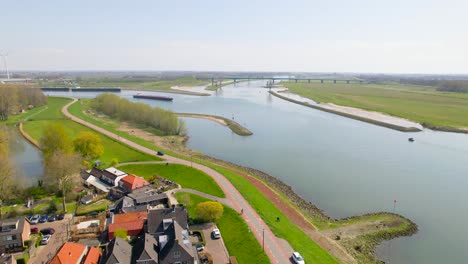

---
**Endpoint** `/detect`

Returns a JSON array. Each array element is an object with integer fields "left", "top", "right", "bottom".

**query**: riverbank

[
  {"left": 281, "top": 81, "right": 468, "bottom": 134},
  {"left": 270, "top": 90, "right": 422, "bottom": 132},
  {"left": 177, "top": 113, "right": 253, "bottom": 136}
]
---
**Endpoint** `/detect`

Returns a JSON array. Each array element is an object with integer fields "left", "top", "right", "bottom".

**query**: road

[{"left": 62, "top": 98, "right": 293, "bottom": 264}]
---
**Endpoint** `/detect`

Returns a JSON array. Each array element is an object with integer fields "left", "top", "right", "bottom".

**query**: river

[{"left": 44, "top": 81, "right": 468, "bottom": 264}]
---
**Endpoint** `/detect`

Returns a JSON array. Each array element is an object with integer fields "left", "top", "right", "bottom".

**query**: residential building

[
  {"left": 50, "top": 242, "right": 100, "bottom": 264},
  {"left": 100, "top": 237, "right": 132, "bottom": 264},
  {"left": 147, "top": 207, "right": 188, "bottom": 234},
  {"left": 118, "top": 174, "right": 150, "bottom": 193},
  {"left": 103, "top": 167, "right": 128, "bottom": 186},
  {"left": 0, "top": 217, "right": 30, "bottom": 254},
  {"left": 108, "top": 211, "right": 147, "bottom": 240}
]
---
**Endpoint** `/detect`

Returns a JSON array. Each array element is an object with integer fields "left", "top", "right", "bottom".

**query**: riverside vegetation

[
  {"left": 68, "top": 96, "right": 417, "bottom": 263},
  {"left": 281, "top": 81, "right": 468, "bottom": 132}
]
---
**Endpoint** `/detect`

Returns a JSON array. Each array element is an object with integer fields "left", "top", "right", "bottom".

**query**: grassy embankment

[
  {"left": 118, "top": 163, "right": 225, "bottom": 198},
  {"left": 68, "top": 99, "right": 340, "bottom": 264},
  {"left": 177, "top": 113, "right": 253, "bottom": 136},
  {"left": 281, "top": 81, "right": 468, "bottom": 132},
  {"left": 21, "top": 97, "right": 157, "bottom": 166},
  {"left": 176, "top": 192, "right": 270, "bottom": 264}
]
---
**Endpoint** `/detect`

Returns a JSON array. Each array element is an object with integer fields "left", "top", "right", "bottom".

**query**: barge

[{"left": 133, "top": 94, "right": 173, "bottom": 101}]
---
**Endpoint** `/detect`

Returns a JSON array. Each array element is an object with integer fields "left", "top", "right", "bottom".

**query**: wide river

[{"left": 44, "top": 81, "right": 468, "bottom": 263}]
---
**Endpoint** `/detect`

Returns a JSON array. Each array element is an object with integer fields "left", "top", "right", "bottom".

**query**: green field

[
  {"left": 39, "top": 77, "right": 208, "bottom": 91},
  {"left": 176, "top": 192, "right": 270, "bottom": 264},
  {"left": 118, "top": 163, "right": 225, "bottom": 198},
  {"left": 282, "top": 82, "right": 468, "bottom": 129},
  {"left": 21, "top": 97, "right": 157, "bottom": 166}
]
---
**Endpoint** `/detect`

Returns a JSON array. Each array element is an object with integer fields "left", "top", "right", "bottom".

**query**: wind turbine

[{"left": 0, "top": 51, "right": 10, "bottom": 80}]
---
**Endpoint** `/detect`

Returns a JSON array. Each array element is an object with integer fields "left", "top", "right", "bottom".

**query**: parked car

[
  {"left": 212, "top": 228, "right": 221, "bottom": 239},
  {"left": 40, "top": 228, "right": 55, "bottom": 235},
  {"left": 87, "top": 212, "right": 99, "bottom": 217},
  {"left": 48, "top": 214, "right": 56, "bottom": 222},
  {"left": 292, "top": 252, "right": 305, "bottom": 264},
  {"left": 57, "top": 212, "right": 65, "bottom": 220},
  {"left": 40, "top": 234, "right": 52, "bottom": 245},
  {"left": 30, "top": 227, "right": 39, "bottom": 233},
  {"left": 195, "top": 244, "right": 204, "bottom": 252},
  {"left": 89, "top": 222, "right": 99, "bottom": 228},
  {"left": 39, "top": 214, "right": 48, "bottom": 223},
  {"left": 30, "top": 214, "right": 41, "bottom": 224},
  {"left": 156, "top": 151, "right": 164, "bottom": 156}
]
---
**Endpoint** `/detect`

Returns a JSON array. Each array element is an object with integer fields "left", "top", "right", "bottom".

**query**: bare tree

[{"left": 45, "top": 150, "right": 83, "bottom": 212}]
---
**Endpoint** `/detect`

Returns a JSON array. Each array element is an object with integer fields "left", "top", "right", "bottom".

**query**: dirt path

[{"left": 62, "top": 98, "right": 294, "bottom": 264}]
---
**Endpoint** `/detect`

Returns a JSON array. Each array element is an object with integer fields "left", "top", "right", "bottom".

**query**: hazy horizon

[{"left": 2, "top": 0, "right": 468, "bottom": 74}]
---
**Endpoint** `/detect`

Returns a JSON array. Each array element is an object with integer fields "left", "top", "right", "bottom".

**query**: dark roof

[
  {"left": 101, "top": 237, "right": 132, "bottom": 264},
  {"left": 0, "top": 217, "right": 26, "bottom": 236},
  {"left": 133, "top": 233, "right": 158, "bottom": 263},
  {"left": 128, "top": 190, "right": 168, "bottom": 205},
  {"left": 89, "top": 167, "right": 119, "bottom": 181},
  {"left": 80, "top": 194, "right": 93, "bottom": 203},
  {"left": 122, "top": 205, "right": 148, "bottom": 214},
  {"left": 147, "top": 207, "right": 188, "bottom": 235},
  {"left": 158, "top": 220, "right": 196, "bottom": 264}
]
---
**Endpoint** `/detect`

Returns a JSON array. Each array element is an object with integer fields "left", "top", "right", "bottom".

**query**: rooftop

[{"left": 50, "top": 242, "right": 87, "bottom": 264}]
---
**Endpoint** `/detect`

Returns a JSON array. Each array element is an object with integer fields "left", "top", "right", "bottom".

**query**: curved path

[{"left": 62, "top": 99, "right": 293, "bottom": 264}]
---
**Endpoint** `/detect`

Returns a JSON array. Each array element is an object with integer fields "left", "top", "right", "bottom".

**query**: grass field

[
  {"left": 175, "top": 192, "right": 270, "bottom": 264},
  {"left": 21, "top": 97, "right": 156, "bottom": 166},
  {"left": 282, "top": 82, "right": 468, "bottom": 129},
  {"left": 39, "top": 77, "right": 208, "bottom": 91},
  {"left": 76, "top": 199, "right": 111, "bottom": 216},
  {"left": 118, "top": 163, "right": 225, "bottom": 198},
  {"left": 212, "top": 167, "right": 338, "bottom": 264}
]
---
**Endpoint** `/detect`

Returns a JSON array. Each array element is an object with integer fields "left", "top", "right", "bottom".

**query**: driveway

[
  {"left": 29, "top": 214, "right": 72, "bottom": 264},
  {"left": 191, "top": 223, "right": 229, "bottom": 264}
]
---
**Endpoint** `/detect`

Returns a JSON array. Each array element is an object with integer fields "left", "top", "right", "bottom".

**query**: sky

[{"left": 1, "top": 0, "right": 468, "bottom": 74}]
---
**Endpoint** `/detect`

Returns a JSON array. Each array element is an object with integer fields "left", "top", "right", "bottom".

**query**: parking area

[
  {"left": 190, "top": 223, "right": 229, "bottom": 264},
  {"left": 29, "top": 214, "right": 73, "bottom": 264}
]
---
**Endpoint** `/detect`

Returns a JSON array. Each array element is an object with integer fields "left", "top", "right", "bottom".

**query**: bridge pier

[
  {"left": 295, "top": 79, "right": 298, "bottom": 83},
  {"left": 308, "top": 79, "right": 310, "bottom": 83},
  {"left": 320, "top": 79, "right": 324, "bottom": 83},
  {"left": 346, "top": 80, "right": 350, "bottom": 84},
  {"left": 333, "top": 80, "right": 336, "bottom": 84}
]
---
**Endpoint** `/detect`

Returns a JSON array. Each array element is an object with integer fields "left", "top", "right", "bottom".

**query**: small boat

[
  {"left": 408, "top": 138, "right": 415, "bottom": 142},
  {"left": 133, "top": 94, "right": 173, "bottom": 101}
]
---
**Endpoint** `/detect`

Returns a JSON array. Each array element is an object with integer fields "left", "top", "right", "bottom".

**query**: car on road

[
  {"left": 48, "top": 214, "right": 56, "bottom": 222},
  {"left": 40, "top": 228, "right": 55, "bottom": 235},
  {"left": 30, "top": 214, "right": 41, "bottom": 224},
  {"left": 195, "top": 243, "right": 204, "bottom": 252},
  {"left": 57, "top": 212, "right": 65, "bottom": 220},
  {"left": 212, "top": 228, "right": 221, "bottom": 239},
  {"left": 30, "top": 227, "right": 39, "bottom": 233},
  {"left": 40, "top": 234, "right": 52, "bottom": 245},
  {"left": 156, "top": 151, "right": 164, "bottom": 156},
  {"left": 292, "top": 252, "right": 305, "bottom": 264},
  {"left": 39, "top": 214, "right": 48, "bottom": 223}
]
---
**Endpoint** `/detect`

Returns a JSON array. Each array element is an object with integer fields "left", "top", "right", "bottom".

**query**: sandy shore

[{"left": 272, "top": 89, "right": 423, "bottom": 132}]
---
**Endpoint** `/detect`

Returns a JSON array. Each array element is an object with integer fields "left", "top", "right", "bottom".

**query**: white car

[
  {"left": 292, "top": 252, "right": 305, "bottom": 264},
  {"left": 212, "top": 228, "right": 221, "bottom": 239},
  {"left": 30, "top": 214, "right": 40, "bottom": 224},
  {"left": 40, "top": 234, "right": 52, "bottom": 245}
]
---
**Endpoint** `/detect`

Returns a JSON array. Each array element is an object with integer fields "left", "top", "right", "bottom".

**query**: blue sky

[{"left": 1, "top": 0, "right": 468, "bottom": 73}]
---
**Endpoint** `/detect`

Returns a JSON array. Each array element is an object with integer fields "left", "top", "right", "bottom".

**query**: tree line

[
  {"left": 399, "top": 79, "right": 468, "bottom": 93},
  {"left": 91, "top": 93, "right": 185, "bottom": 135},
  {"left": 0, "top": 85, "right": 47, "bottom": 121}
]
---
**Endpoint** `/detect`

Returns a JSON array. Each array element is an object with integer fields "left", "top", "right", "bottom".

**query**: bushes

[{"left": 91, "top": 93, "right": 184, "bottom": 135}]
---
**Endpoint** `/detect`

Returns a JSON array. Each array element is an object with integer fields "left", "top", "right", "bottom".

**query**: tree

[
  {"left": 0, "top": 127, "right": 15, "bottom": 218},
  {"left": 44, "top": 150, "right": 82, "bottom": 212},
  {"left": 39, "top": 123, "right": 72, "bottom": 158},
  {"left": 73, "top": 131, "right": 104, "bottom": 159},
  {"left": 195, "top": 201, "right": 224, "bottom": 223},
  {"left": 113, "top": 229, "right": 128, "bottom": 240}
]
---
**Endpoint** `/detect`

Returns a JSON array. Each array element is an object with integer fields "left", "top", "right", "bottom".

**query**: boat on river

[{"left": 133, "top": 94, "right": 173, "bottom": 101}]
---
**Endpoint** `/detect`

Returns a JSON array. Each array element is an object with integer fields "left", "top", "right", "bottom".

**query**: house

[
  {"left": 127, "top": 187, "right": 168, "bottom": 207},
  {"left": 108, "top": 212, "right": 147, "bottom": 240},
  {"left": 80, "top": 194, "right": 94, "bottom": 205},
  {"left": 0, "top": 217, "right": 30, "bottom": 254},
  {"left": 100, "top": 237, "right": 132, "bottom": 264},
  {"left": 50, "top": 242, "right": 101, "bottom": 264},
  {"left": 133, "top": 233, "right": 158, "bottom": 263},
  {"left": 118, "top": 174, "right": 150, "bottom": 193},
  {"left": 147, "top": 207, "right": 188, "bottom": 234},
  {"left": 0, "top": 255, "right": 17, "bottom": 264},
  {"left": 88, "top": 167, "right": 127, "bottom": 187}
]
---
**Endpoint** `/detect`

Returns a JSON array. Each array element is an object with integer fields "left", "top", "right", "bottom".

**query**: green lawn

[
  {"left": 282, "top": 82, "right": 468, "bottom": 129},
  {"left": 176, "top": 192, "right": 270, "bottom": 264},
  {"left": 118, "top": 163, "right": 225, "bottom": 198},
  {"left": 76, "top": 199, "right": 111, "bottom": 215},
  {"left": 212, "top": 167, "right": 338, "bottom": 264},
  {"left": 21, "top": 97, "right": 157, "bottom": 166}
]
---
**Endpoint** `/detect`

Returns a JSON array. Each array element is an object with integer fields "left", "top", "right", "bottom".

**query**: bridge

[{"left": 197, "top": 77, "right": 364, "bottom": 86}]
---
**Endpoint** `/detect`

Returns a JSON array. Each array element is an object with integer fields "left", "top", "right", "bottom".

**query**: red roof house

[
  {"left": 118, "top": 174, "right": 150, "bottom": 192},
  {"left": 83, "top": 246, "right": 101, "bottom": 264},
  {"left": 50, "top": 242, "right": 87, "bottom": 264},
  {"left": 108, "top": 211, "right": 148, "bottom": 240}
]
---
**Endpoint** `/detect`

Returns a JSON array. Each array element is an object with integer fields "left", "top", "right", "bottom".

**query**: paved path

[{"left": 62, "top": 99, "right": 293, "bottom": 264}]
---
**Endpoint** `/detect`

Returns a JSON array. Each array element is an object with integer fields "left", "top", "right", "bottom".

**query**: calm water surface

[{"left": 46, "top": 82, "right": 468, "bottom": 263}]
